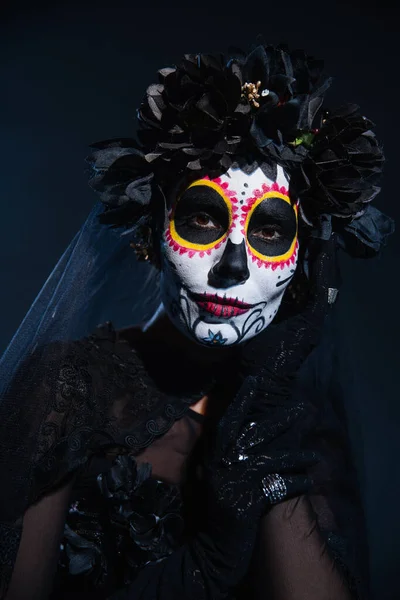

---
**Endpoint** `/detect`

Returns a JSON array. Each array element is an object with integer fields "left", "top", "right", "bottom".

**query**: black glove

[
  {"left": 204, "top": 374, "right": 319, "bottom": 518},
  {"left": 190, "top": 375, "right": 320, "bottom": 596}
]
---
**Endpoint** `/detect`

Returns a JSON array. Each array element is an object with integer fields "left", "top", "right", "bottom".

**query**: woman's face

[{"left": 159, "top": 164, "right": 299, "bottom": 345}]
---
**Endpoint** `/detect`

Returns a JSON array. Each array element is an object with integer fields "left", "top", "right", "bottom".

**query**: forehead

[{"left": 219, "top": 164, "right": 290, "bottom": 193}]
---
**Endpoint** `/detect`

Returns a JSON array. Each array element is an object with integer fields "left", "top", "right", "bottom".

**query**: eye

[
  {"left": 187, "top": 212, "right": 221, "bottom": 230},
  {"left": 252, "top": 226, "right": 282, "bottom": 241}
]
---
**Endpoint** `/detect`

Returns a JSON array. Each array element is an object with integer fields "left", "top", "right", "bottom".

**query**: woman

[{"left": 0, "top": 43, "right": 393, "bottom": 599}]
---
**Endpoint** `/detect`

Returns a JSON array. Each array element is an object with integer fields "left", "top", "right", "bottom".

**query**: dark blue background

[{"left": 1, "top": 1, "right": 398, "bottom": 597}]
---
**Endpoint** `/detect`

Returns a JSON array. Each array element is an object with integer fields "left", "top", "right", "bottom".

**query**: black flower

[
  {"left": 296, "top": 104, "right": 384, "bottom": 222},
  {"left": 136, "top": 45, "right": 330, "bottom": 178},
  {"left": 97, "top": 456, "right": 184, "bottom": 567},
  {"left": 240, "top": 45, "right": 330, "bottom": 155},
  {"left": 86, "top": 138, "right": 157, "bottom": 228},
  {"left": 86, "top": 43, "right": 392, "bottom": 257}
]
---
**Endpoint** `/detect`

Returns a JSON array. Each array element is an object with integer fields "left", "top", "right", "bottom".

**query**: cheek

[
  {"left": 246, "top": 248, "right": 299, "bottom": 298},
  {"left": 161, "top": 235, "right": 223, "bottom": 288}
]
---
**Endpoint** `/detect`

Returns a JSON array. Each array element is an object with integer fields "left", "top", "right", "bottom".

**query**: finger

[
  {"left": 233, "top": 399, "right": 310, "bottom": 455},
  {"left": 260, "top": 401, "right": 309, "bottom": 444},
  {"left": 261, "top": 473, "right": 315, "bottom": 506},
  {"left": 284, "top": 474, "right": 315, "bottom": 499},
  {"left": 236, "top": 422, "right": 266, "bottom": 452},
  {"left": 256, "top": 449, "right": 321, "bottom": 472}
]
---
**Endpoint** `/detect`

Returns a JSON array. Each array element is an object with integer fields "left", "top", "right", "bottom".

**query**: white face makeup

[{"left": 159, "top": 165, "right": 299, "bottom": 346}]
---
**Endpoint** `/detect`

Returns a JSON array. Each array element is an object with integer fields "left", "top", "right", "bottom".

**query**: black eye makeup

[
  {"left": 173, "top": 185, "right": 230, "bottom": 245},
  {"left": 247, "top": 196, "right": 297, "bottom": 257}
]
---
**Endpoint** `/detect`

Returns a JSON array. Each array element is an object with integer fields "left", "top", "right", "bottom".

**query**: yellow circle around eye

[
  {"left": 245, "top": 191, "right": 298, "bottom": 263},
  {"left": 169, "top": 179, "right": 233, "bottom": 251}
]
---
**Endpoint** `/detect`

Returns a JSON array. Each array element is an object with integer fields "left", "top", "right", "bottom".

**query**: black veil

[
  {"left": 0, "top": 203, "right": 164, "bottom": 593},
  {"left": 0, "top": 197, "right": 371, "bottom": 598},
  {"left": 0, "top": 202, "right": 160, "bottom": 398}
]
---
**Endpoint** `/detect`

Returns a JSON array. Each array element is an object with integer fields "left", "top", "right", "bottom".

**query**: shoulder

[
  {"left": 33, "top": 322, "right": 191, "bottom": 445},
  {"left": 3, "top": 322, "right": 149, "bottom": 461},
  {"left": 18, "top": 322, "right": 144, "bottom": 394},
  {"left": 1, "top": 323, "right": 193, "bottom": 519}
]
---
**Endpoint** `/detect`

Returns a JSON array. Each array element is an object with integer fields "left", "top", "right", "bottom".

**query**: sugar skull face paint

[{"left": 160, "top": 164, "right": 299, "bottom": 346}]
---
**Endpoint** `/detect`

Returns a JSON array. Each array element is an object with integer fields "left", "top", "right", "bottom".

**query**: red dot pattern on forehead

[
  {"left": 253, "top": 181, "right": 289, "bottom": 198},
  {"left": 206, "top": 176, "right": 238, "bottom": 199}
]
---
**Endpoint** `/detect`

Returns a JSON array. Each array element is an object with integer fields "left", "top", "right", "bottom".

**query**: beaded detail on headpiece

[{"left": 241, "top": 81, "right": 262, "bottom": 108}]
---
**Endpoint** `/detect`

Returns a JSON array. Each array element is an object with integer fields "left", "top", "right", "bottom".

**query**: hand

[{"left": 203, "top": 376, "right": 320, "bottom": 527}]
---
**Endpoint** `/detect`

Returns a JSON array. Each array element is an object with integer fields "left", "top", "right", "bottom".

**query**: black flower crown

[{"left": 87, "top": 44, "right": 393, "bottom": 258}]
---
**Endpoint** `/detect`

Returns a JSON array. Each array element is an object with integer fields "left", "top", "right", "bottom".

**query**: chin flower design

[
  {"left": 202, "top": 330, "right": 228, "bottom": 346},
  {"left": 87, "top": 43, "right": 392, "bottom": 259}
]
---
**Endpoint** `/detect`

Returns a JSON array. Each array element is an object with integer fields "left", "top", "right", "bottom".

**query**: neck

[{"left": 142, "top": 304, "right": 239, "bottom": 367}]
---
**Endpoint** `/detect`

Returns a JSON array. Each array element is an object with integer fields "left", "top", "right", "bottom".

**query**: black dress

[{"left": 0, "top": 323, "right": 370, "bottom": 599}]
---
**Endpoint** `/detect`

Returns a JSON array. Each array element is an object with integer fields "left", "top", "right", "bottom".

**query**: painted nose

[{"left": 208, "top": 239, "right": 250, "bottom": 289}]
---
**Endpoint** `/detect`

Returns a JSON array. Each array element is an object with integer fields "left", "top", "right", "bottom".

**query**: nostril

[
  {"left": 208, "top": 239, "right": 250, "bottom": 289},
  {"left": 209, "top": 268, "right": 248, "bottom": 288}
]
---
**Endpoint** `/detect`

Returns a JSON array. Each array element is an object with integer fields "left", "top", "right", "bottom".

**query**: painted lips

[{"left": 189, "top": 292, "right": 254, "bottom": 318}]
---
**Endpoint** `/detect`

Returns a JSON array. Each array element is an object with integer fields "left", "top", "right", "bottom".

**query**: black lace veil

[
  {"left": 0, "top": 196, "right": 370, "bottom": 598},
  {"left": 0, "top": 202, "right": 160, "bottom": 399},
  {"left": 0, "top": 202, "right": 165, "bottom": 592}
]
